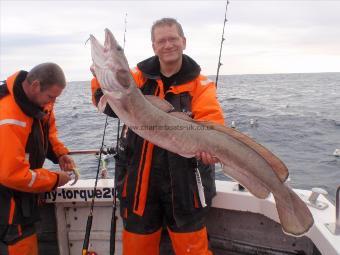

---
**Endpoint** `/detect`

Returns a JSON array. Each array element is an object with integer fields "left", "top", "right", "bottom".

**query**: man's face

[
  {"left": 31, "top": 82, "right": 64, "bottom": 107},
  {"left": 152, "top": 24, "right": 186, "bottom": 65}
]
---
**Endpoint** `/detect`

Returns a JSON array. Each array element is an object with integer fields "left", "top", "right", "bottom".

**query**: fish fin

[
  {"left": 274, "top": 186, "right": 314, "bottom": 236},
  {"left": 199, "top": 121, "right": 289, "bottom": 183},
  {"left": 145, "top": 95, "right": 174, "bottom": 113},
  {"left": 144, "top": 95, "right": 195, "bottom": 122},
  {"left": 222, "top": 165, "right": 270, "bottom": 199}
]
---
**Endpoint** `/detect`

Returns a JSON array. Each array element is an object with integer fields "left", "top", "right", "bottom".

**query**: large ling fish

[{"left": 89, "top": 28, "right": 313, "bottom": 236}]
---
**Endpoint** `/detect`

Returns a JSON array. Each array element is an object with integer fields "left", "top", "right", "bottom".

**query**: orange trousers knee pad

[{"left": 168, "top": 227, "right": 212, "bottom": 255}]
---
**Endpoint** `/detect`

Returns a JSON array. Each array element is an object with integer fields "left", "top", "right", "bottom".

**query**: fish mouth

[
  {"left": 104, "top": 28, "right": 118, "bottom": 50},
  {"left": 116, "top": 69, "right": 131, "bottom": 88}
]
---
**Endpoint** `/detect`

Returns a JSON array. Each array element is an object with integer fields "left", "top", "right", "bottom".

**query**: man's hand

[
  {"left": 196, "top": 152, "right": 219, "bottom": 165},
  {"left": 58, "top": 155, "right": 76, "bottom": 172},
  {"left": 57, "top": 171, "right": 71, "bottom": 187}
]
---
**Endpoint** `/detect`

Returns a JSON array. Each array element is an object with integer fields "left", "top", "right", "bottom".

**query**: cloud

[{"left": 1, "top": 1, "right": 340, "bottom": 80}]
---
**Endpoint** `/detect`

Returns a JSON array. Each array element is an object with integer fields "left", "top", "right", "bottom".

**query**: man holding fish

[{"left": 91, "top": 18, "right": 224, "bottom": 255}]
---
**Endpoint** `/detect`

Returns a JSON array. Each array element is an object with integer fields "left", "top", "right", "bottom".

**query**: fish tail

[{"left": 273, "top": 186, "right": 314, "bottom": 236}]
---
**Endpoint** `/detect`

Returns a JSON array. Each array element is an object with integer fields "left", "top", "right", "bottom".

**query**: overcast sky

[{"left": 1, "top": 0, "right": 340, "bottom": 81}]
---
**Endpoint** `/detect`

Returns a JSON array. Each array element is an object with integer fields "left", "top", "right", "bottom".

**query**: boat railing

[{"left": 326, "top": 185, "right": 340, "bottom": 235}]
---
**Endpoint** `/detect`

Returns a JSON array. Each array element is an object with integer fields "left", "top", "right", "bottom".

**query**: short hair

[
  {"left": 151, "top": 18, "right": 185, "bottom": 42},
  {"left": 27, "top": 63, "right": 66, "bottom": 91}
]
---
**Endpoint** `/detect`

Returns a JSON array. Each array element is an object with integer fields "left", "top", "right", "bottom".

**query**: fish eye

[{"left": 117, "top": 46, "right": 123, "bottom": 51}]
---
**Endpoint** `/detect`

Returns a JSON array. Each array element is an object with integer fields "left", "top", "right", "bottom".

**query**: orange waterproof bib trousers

[{"left": 120, "top": 163, "right": 213, "bottom": 255}]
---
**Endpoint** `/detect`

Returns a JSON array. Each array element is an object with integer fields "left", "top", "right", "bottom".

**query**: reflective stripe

[
  {"left": 28, "top": 170, "right": 37, "bottom": 187},
  {"left": 8, "top": 197, "right": 15, "bottom": 224},
  {"left": 25, "top": 153, "right": 30, "bottom": 161},
  {"left": 194, "top": 168, "right": 207, "bottom": 207},
  {"left": 133, "top": 141, "right": 154, "bottom": 216},
  {"left": 0, "top": 119, "right": 26, "bottom": 127}
]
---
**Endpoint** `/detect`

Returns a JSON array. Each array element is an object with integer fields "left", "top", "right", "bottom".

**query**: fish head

[{"left": 90, "top": 28, "right": 132, "bottom": 98}]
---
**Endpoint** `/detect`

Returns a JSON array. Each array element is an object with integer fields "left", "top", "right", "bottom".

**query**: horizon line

[{"left": 67, "top": 71, "right": 340, "bottom": 83}]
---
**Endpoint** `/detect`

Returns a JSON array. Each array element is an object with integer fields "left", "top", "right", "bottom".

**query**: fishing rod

[
  {"left": 215, "top": 0, "right": 230, "bottom": 87},
  {"left": 215, "top": 1, "right": 243, "bottom": 188},
  {"left": 82, "top": 14, "right": 128, "bottom": 255},
  {"left": 115, "top": 13, "right": 128, "bottom": 153},
  {"left": 109, "top": 12, "right": 128, "bottom": 255}
]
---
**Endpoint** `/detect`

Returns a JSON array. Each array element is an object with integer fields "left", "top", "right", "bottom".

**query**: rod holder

[
  {"left": 326, "top": 185, "right": 340, "bottom": 235},
  {"left": 309, "top": 188, "right": 328, "bottom": 204},
  {"left": 300, "top": 187, "right": 329, "bottom": 210},
  {"left": 233, "top": 183, "right": 246, "bottom": 192}
]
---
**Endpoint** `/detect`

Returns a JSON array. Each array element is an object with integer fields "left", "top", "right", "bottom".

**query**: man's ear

[
  {"left": 31, "top": 80, "right": 41, "bottom": 93},
  {"left": 182, "top": 36, "right": 186, "bottom": 50}
]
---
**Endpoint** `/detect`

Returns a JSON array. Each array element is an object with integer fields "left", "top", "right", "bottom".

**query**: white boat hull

[{"left": 37, "top": 179, "right": 338, "bottom": 255}]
